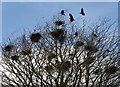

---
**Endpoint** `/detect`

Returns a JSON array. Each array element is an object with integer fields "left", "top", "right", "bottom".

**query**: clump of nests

[
  {"left": 50, "top": 29, "right": 66, "bottom": 42},
  {"left": 54, "top": 20, "right": 65, "bottom": 26},
  {"left": 104, "top": 65, "right": 119, "bottom": 75},
  {"left": 4, "top": 45, "right": 14, "bottom": 52},
  {"left": 30, "top": 33, "right": 41, "bottom": 43}
]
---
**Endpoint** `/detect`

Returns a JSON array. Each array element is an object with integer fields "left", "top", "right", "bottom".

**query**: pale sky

[{"left": 2, "top": 2, "right": 118, "bottom": 41}]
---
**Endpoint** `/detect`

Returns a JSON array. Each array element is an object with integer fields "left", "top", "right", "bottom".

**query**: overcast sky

[{"left": 2, "top": 2, "right": 118, "bottom": 41}]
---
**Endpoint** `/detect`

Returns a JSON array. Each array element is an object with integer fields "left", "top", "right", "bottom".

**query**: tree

[{"left": 0, "top": 12, "right": 120, "bottom": 87}]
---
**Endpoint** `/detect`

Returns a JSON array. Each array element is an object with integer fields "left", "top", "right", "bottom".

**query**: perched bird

[
  {"left": 93, "top": 34, "right": 98, "bottom": 38},
  {"left": 61, "top": 10, "right": 65, "bottom": 15},
  {"left": 69, "top": 13, "right": 74, "bottom": 22},
  {"left": 80, "top": 8, "right": 85, "bottom": 16}
]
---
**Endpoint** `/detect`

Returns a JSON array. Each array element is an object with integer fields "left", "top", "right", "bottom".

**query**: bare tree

[{"left": 0, "top": 13, "right": 120, "bottom": 87}]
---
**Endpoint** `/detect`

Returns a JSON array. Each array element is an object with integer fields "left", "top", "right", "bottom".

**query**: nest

[
  {"left": 21, "top": 49, "right": 31, "bottom": 55},
  {"left": 105, "top": 65, "right": 119, "bottom": 74},
  {"left": 11, "top": 55, "right": 19, "bottom": 61},
  {"left": 50, "top": 29, "right": 66, "bottom": 42},
  {"left": 84, "top": 45, "right": 98, "bottom": 53},
  {"left": 30, "top": 33, "right": 41, "bottom": 43},
  {"left": 56, "top": 61, "right": 71, "bottom": 72},
  {"left": 50, "top": 29, "right": 64, "bottom": 38},
  {"left": 45, "top": 65, "right": 53, "bottom": 73},
  {"left": 94, "top": 68, "right": 102, "bottom": 75},
  {"left": 56, "top": 62, "right": 61, "bottom": 70},
  {"left": 4, "top": 45, "right": 14, "bottom": 51},
  {"left": 61, "top": 61, "right": 71, "bottom": 72},
  {"left": 74, "top": 41, "right": 84, "bottom": 48},
  {"left": 47, "top": 53, "right": 56, "bottom": 61},
  {"left": 58, "top": 35, "right": 66, "bottom": 43},
  {"left": 54, "top": 20, "right": 65, "bottom": 26},
  {"left": 83, "top": 57, "right": 95, "bottom": 65}
]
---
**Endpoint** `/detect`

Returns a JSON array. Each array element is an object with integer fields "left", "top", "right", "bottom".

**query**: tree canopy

[{"left": 1, "top": 11, "right": 120, "bottom": 87}]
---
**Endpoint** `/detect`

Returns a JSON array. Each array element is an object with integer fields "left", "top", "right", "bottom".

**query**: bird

[
  {"left": 61, "top": 10, "right": 65, "bottom": 15},
  {"left": 69, "top": 13, "right": 74, "bottom": 22},
  {"left": 80, "top": 8, "right": 85, "bottom": 16}
]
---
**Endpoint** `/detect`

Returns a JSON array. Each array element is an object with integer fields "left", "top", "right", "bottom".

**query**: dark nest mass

[
  {"left": 74, "top": 41, "right": 84, "bottom": 48},
  {"left": 83, "top": 57, "right": 95, "bottom": 65},
  {"left": 105, "top": 65, "right": 119, "bottom": 75},
  {"left": 84, "top": 45, "right": 99, "bottom": 53},
  {"left": 57, "top": 61, "right": 71, "bottom": 72},
  {"left": 30, "top": 33, "right": 41, "bottom": 43},
  {"left": 4, "top": 45, "right": 14, "bottom": 51},
  {"left": 11, "top": 55, "right": 19, "bottom": 61},
  {"left": 50, "top": 29, "right": 66, "bottom": 42}
]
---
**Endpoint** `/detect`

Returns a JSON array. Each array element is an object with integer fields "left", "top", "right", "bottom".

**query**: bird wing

[
  {"left": 69, "top": 13, "right": 73, "bottom": 18},
  {"left": 81, "top": 8, "right": 84, "bottom": 12}
]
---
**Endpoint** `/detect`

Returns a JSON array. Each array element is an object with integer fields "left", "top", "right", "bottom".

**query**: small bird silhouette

[
  {"left": 61, "top": 10, "right": 65, "bottom": 15},
  {"left": 80, "top": 8, "right": 85, "bottom": 16},
  {"left": 69, "top": 13, "right": 74, "bottom": 22}
]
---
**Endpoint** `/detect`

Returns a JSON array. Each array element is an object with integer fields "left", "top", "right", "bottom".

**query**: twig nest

[
  {"left": 54, "top": 20, "right": 65, "bottom": 26},
  {"left": 45, "top": 65, "right": 53, "bottom": 73},
  {"left": 47, "top": 53, "right": 56, "bottom": 61},
  {"left": 94, "top": 68, "right": 102, "bottom": 75},
  {"left": 56, "top": 62, "right": 61, "bottom": 70},
  {"left": 74, "top": 41, "right": 84, "bottom": 48},
  {"left": 58, "top": 35, "right": 66, "bottom": 43},
  {"left": 105, "top": 65, "right": 119, "bottom": 74},
  {"left": 50, "top": 29, "right": 64, "bottom": 38},
  {"left": 56, "top": 61, "right": 71, "bottom": 72},
  {"left": 50, "top": 29, "right": 66, "bottom": 42},
  {"left": 11, "top": 55, "right": 19, "bottom": 61},
  {"left": 61, "top": 61, "right": 71, "bottom": 72},
  {"left": 30, "top": 33, "right": 41, "bottom": 43},
  {"left": 4, "top": 45, "right": 14, "bottom": 51},
  {"left": 84, "top": 45, "right": 98, "bottom": 53},
  {"left": 84, "top": 45, "right": 93, "bottom": 50},
  {"left": 21, "top": 49, "right": 31, "bottom": 55},
  {"left": 83, "top": 57, "right": 95, "bottom": 65}
]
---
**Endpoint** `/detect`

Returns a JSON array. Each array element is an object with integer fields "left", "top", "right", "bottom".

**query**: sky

[
  {"left": 2, "top": 2, "right": 118, "bottom": 42},
  {"left": 1, "top": 0, "right": 120, "bottom": 2}
]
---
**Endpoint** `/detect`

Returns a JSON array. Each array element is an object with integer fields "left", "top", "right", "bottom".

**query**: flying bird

[
  {"left": 61, "top": 10, "right": 65, "bottom": 15},
  {"left": 69, "top": 13, "right": 74, "bottom": 22},
  {"left": 80, "top": 8, "right": 85, "bottom": 16}
]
